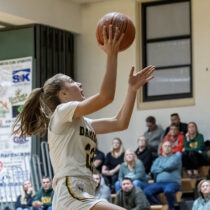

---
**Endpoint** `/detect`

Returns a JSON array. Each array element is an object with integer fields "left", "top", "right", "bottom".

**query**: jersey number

[{"left": 85, "top": 143, "right": 95, "bottom": 171}]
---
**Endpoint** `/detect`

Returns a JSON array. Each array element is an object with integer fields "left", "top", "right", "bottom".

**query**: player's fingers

[
  {"left": 129, "top": 66, "right": 135, "bottom": 77},
  {"left": 113, "top": 27, "right": 120, "bottom": 43},
  {"left": 116, "top": 33, "right": 125, "bottom": 46},
  {"left": 108, "top": 24, "right": 113, "bottom": 42},
  {"left": 102, "top": 25, "right": 108, "bottom": 43}
]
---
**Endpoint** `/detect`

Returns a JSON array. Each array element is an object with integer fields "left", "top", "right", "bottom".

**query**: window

[{"left": 142, "top": 0, "right": 192, "bottom": 102}]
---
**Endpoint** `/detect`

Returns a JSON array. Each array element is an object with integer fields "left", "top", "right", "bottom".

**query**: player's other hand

[{"left": 128, "top": 65, "right": 155, "bottom": 92}]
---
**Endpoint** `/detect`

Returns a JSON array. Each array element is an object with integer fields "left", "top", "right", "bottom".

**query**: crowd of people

[{"left": 91, "top": 113, "right": 210, "bottom": 210}]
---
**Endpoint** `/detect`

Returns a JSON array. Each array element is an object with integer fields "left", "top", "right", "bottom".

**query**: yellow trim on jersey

[{"left": 66, "top": 177, "right": 93, "bottom": 200}]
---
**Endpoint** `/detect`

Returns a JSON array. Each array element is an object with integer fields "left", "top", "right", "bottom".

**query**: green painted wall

[{"left": 0, "top": 27, "right": 34, "bottom": 60}]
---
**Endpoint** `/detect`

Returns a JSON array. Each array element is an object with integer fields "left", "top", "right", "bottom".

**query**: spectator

[
  {"left": 15, "top": 180, "right": 35, "bottom": 210},
  {"left": 115, "top": 149, "right": 147, "bottom": 192},
  {"left": 182, "top": 122, "right": 208, "bottom": 178},
  {"left": 115, "top": 177, "right": 150, "bottom": 210},
  {"left": 102, "top": 137, "right": 124, "bottom": 193},
  {"left": 160, "top": 123, "right": 184, "bottom": 155},
  {"left": 192, "top": 179, "right": 210, "bottom": 210},
  {"left": 92, "top": 170, "right": 111, "bottom": 202},
  {"left": 93, "top": 149, "right": 105, "bottom": 173},
  {"left": 164, "top": 113, "right": 187, "bottom": 137},
  {"left": 144, "top": 116, "right": 164, "bottom": 156},
  {"left": 135, "top": 136, "right": 154, "bottom": 174},
  {"left": 144, "top": 141, "right": 182, "bottom": 210},
  {"left": 32, "top": 176, "right": 54, "bottom": 210}
]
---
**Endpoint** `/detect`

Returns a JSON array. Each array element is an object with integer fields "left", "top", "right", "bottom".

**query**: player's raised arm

[
  {"left": 91, "top": 65, "right": 155, "bottom": 134},
  {"left": 73, "top": 25, "right": 124, "bottom": 118}
]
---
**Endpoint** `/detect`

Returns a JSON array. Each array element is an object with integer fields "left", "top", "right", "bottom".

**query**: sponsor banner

[{"left": 0, "top": 57, "right": 32, "bottom": 201}]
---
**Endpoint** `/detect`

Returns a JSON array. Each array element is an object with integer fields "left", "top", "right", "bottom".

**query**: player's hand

[
  {"left": 128, "top": 65, "right": 155, "bottom": 92},
  {"left": 100, "top": 25, "right": 124, "bottom": 56}
]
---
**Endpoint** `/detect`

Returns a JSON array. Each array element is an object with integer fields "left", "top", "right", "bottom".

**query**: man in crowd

[
  {"left": 32, "top": 176, "right": 54, "bottom": 210},
  {"left": 144, "top": 116, "right": 164, "bottom": 156},
  {"left": 144, "top": 141, "right": 182, "bottom": 210},
  {"left": 115, "top": 177, "right": 150, "bottom": 210},
  {"left": 164, "top": 113, "right": 187, "bottom": 137}
]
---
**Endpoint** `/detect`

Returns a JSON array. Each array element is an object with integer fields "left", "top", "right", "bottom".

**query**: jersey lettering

[{"left": 85, "top": 143, "right": 95, "bottom": 171}]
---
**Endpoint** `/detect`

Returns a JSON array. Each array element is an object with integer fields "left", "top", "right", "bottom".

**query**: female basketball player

[{"left": 13, "top": 25, "right": 155, "bottom": 210}]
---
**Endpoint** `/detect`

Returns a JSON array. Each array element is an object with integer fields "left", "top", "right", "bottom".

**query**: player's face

[
  {"left": 162, "top": 141, "right": 172, "bottom": 155},
  {"left": 201, "top": 181, "right": 210, "bottom": 195},
  {"left": 169, "top": 126, "right": 179, "bottom": 136},
  {"left": 42, "top": 178, "right": 52, "bottom": 191},
  {"left": 188, "top": 123, "right": 197, "bottom": 135},
  {"left": 60, "top": 77, "right": 85, "bottom": 102},
  {"left": 121, "top": 180, "right": 133, "bottom": 192},
  {"left": 93, "top": 174, "right": 100, "bottom": 187}
]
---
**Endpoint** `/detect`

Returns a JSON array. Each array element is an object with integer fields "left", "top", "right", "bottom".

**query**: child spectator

[{"left": 160, "top": 123, "right": 184, "bottom": 155}]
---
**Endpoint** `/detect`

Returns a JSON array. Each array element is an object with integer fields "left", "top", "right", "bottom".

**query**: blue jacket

[{"left": 151, "top": 153, "right": 182, "bottom": 185}]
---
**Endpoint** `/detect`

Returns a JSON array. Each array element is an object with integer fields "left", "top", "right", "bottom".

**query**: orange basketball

[{"left": 96, "top": 12, "right": 136, "bottom": 51}]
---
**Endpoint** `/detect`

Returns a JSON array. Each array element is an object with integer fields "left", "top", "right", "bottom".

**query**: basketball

[{"left": 96, "top": 12, "right": 136, "bottom": 51}]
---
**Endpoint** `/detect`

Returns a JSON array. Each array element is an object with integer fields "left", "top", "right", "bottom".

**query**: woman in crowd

[
  {"left": 192, "top": 179, "right": 210, "bottom": 210},
  {"left": 115, "top": 149, "right": 147, "bottom": 192},
  {"left": 135, "top": 136, "right": 154, "bottom": 174},
  {"left": 182, "top": 122, "right": 208, "bottom": 177},
  {"left": 160, "top": 123, "right": 184, "bottom": 155},
  {"left": 15, "top": 180, "right": 35, "bottom": 210},
  {"left": 102, "top": 138, "right": 125, "bottom": 193}
]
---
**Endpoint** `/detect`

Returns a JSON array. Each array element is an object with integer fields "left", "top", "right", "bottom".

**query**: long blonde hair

[
  {"left": 111, "top": 137, "right": 124, "bottom": 158},
  {"left": 13, "top": 73, "right": 68, "bottom": 137},
  {"left": 21, "top": 180, "right": 35, "bottom": 204}
]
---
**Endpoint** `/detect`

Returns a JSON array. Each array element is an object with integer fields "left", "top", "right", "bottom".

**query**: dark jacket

[
  {"left": 135, "top": 147, "right": 154, "bottom": 174},
  {"left": 15, "top": 193, "right": 33, "bottom": 209},
  {"left": 33, "top": 188, "right": 54, "bottom": 209},
  {"left": 115, "top": 186, "right": 150, "bottom": 210}
]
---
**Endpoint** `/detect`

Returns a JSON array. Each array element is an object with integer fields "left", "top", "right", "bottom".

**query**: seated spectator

[
  {"left": 135, "top": 135, "right": 154, "bottom": 174},
  {"left": 144, "top": 141, "right": 182, "bottom": 210},
  {"left": 93, "top": 170, "right": 111, "bottom": 202},
  {"left": 93, "top": 149, "right": 105, "bottom": 173},
  {"left": 182, "top": 122, "right": 208, "bottom": 177},
  {"left": 15, "top": 180, "right": 35, "bottom": 210},
  {"left": 102, "top": 137, "right": 124, "bottom": 193},
  {"left": 192, "top": 179, "right": 210, "bottom": 210},
  {"left": 160, "top": 123, "right": 184, "bottom": 155},
  {"left": 144, "top": 116, "right": 164, "bottom": 156},
  {"left": 164, "top": 113, "right": 188, "bottom": 137},
  {"left": 115, "top": 177, "right": 150, "bottom": 210},
  {"left": 32, "top": 176, "right": 54, "bottom": 210},
  {"left": 115, "top": 149, "right": 148, "bottom": 192}
]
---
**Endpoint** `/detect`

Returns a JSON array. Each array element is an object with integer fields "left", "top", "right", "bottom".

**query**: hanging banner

[{"left": 0, "top": 57, "right": 32, "bottom": 202}]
